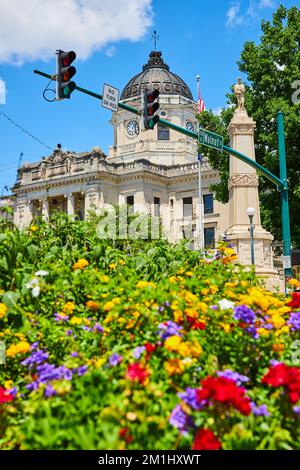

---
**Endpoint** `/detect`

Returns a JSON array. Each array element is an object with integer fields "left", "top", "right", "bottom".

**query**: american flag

[{"left": 197, "top": 76, "right": 205, "bottom": 113}]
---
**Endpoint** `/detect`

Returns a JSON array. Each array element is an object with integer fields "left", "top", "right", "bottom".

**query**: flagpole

[{"left": 196, "top": 74, "right": 204, "bottom": 252}]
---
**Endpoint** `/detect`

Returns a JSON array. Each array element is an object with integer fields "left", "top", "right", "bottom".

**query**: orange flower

[
  {"left": 72, "top": 259, "right": 89, "bottom": 270},
  {"left": 86, "top": 300, "right": 99, "bottom": 311}
]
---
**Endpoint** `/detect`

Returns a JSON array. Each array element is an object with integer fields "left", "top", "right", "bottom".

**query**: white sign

[
  {"left": 102, "top": 84, "right": 119, "bottom": 112},
  {"left": 282, "top": 255, "right": 292, "bottom": 269}
]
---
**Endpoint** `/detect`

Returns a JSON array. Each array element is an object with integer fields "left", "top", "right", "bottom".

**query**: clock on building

[
  {"left": 126, "top": 120, "right": 140, "bottom": 136},
  {"left": 186, "top": 121, "right": 195, "bottom": 132}
]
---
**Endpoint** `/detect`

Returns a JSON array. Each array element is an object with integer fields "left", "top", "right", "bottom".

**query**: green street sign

[{"left": 198, "top": 128, "right": 223, "bottom": 151}]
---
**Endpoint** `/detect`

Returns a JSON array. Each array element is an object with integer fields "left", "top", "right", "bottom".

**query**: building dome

[{"left": 120, "top": 51, "right": 193, "bottom": 101}]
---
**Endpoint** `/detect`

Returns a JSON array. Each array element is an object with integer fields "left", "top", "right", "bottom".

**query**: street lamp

[{"left": 246, "top": 207, "right": 255, "bottom": 266}]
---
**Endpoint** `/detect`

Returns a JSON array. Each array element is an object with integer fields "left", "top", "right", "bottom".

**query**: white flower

[
  {"left": 35, "top": 270, "right": 49, "bottom": 277},
  {"left": 218, "top": 299, "right": 235, "bottom": 311},
  {"left": 25, "top": 277, "right": 41, "bottom": 297},
  {"left": 25, "top": 278, "right": 39, "bottom": 289},
  {"left": 31, "top": 285, "right": 41, "bottom": 298}
]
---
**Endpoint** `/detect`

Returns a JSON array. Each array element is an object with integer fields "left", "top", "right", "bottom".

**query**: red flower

[
  {"left": 119, "top": 427, "right": 133, "bottom": 444},
  {"left": 192, "top": 428, "right": 221, "bottom": 450},
  {"left": 262, "top": 363, "right": 300, "bottom": 403},
  {"left": 196, "top": 376, "right": 251, "bottom": 416},
  {"left": 287, "top": 291, "right": 300, "bottom": 308},
  {"left": 126, "top": 363, "right": 149, "bottom": 385},
  {"left": 144, "top": 342, "right": 156, "bottom": 354},
  {"left": 0, "top": 387, "right": 14, "bottom": 404},
  {"left": 191, "top": 321, "right": 206, "bottom": 330}
]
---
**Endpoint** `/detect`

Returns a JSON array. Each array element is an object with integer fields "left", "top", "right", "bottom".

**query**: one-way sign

[{"left": 102, "top": 84, "right": 119, "bottom": 112}]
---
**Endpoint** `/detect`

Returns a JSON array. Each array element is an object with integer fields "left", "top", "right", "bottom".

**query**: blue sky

[{"left": 0, "top": 0, "right": 297, "bottom": 193}]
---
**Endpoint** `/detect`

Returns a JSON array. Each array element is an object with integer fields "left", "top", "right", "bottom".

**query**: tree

[{"left": 198, "top": 5, "right": 300, "bottom": 248}]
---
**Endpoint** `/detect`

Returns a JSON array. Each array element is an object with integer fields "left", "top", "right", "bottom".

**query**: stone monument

[{"left": 227, "top": 78, "right": 282, "bottom": 289}]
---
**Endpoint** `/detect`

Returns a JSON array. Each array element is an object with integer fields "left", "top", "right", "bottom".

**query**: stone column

[
  {"left": 84, "top": 183, "right": 102, "bottom": 217},
  {"left": 67, "top": 194, "right": 75, "bottom": 217},
  {"left": 14, "top": 198, "right": 33, "bottom": 228},
  {"left": 226, "top": 109, "right": 281, "bottom": 289},
  {"left": 41, "top": 198, "right": 49, "bottom": 220}
]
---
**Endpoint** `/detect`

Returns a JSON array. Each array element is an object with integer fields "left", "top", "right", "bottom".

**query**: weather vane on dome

[{"left": 152, "top": 30, "right": 159, "bottom": 51}]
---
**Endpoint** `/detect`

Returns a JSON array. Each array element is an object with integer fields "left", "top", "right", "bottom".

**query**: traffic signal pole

[{"left": 34, "top": 69, "right": 292, "bottom": 288}]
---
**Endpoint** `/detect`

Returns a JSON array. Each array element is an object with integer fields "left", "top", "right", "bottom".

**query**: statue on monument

[{"left": 234, "top": 77, "right": 246, "bottom": 111}]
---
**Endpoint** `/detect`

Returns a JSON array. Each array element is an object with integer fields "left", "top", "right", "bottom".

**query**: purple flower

[
  {"left": 234, "top": 305, "right": 256, "bottom": 323},
  {"left": 109, "top": 353, "right": 123, "bottom": 367},
  {"left": 45, "top": 384, "right": 57, "bottom": 398},
  {"left": 169, "top": 405, "right": 194, "bottom": 435},
  {"left": 26, "top": 381, "right": 39, "bottom": 391},
  {"left": 8, "top": 386, "right": 18, "bottom": 397},
  {"left": 288, "top": 312, "right": 300, "bottom": 331},
  {"left": 178, "top": 387, "right": 206, "bottom": 410},
  {"left": 21, "top": 349, "right": 49, "bottom": 368},
  {"left": 158, "top": 321, "right": 183, "bottom": 340},
  {"left": 77, "top": 365, "right": 88, "bottom": 376},
  {"left": 251, "top": 402, "right": 270, "bottom": 417},
  {"left": 30, "top": 341, "right": 40, "bottom": 350},
  {"left": 81, "top": 325, "right": 92, "bottom": 332},
  {"left": 217, "top": 369, "right": 249, "bottom": 386},
  {"left": 93, "top": 323, "right": 104, "bottom": 333},
  {"left": 70, "top": 352, "right": 79, "bottom": 357},
  {"left": 132, "top": 346, "right": 146, "bottom": 359},
  {"left": 210, "top": 305, "right": 218, "bottom": 310},
  {"left": 293, "top": 406, "right": 300, "bottom": 414},
  {"left": 54, "top": 312, "right": 69, "bottom": 322},
  {"left": 245, "top": 325, "right": 259, "bottom": 339}
]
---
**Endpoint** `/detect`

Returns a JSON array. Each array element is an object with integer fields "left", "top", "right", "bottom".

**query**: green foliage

[
  {"left": 0, "top": 214, "right": 299, "bottom": 450},
  {"left": 197, "top": 5, "right": 300, "bottom": 247}
]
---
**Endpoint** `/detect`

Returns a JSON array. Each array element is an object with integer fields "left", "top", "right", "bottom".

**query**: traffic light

[
  {"left": 56, "top": 50, "right": 76, "bottom": 100},
  {"left": 142, "top": 88, "right": 160, "bottom": 129}
]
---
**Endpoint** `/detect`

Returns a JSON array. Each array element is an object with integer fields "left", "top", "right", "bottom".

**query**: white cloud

[
  {"left": 226, "top": 2, "right": 244, "bottom": 28},
  {"left": 212, "top": 107, "right": 223, "bottom": 116},
  {"left": 105, "top": 45, "right": 116, "bottom": 58},
  {"left": 259, "top": 0, "right": 274, "bottom": 7},
  {"left": 0, "top": 78, "right": 6, "bottom": 104},
  {"left": 0, "top": 0, "right": 153, "bottom": 64}
]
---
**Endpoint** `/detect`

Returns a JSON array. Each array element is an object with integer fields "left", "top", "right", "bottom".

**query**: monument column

[
  {"left": 226, "top": 79, "right": 281, "bottom": 288},
  {"left": 67, "top": 194, "right": 75, "bottom": 217}
]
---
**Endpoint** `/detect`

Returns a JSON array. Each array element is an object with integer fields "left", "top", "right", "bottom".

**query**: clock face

[
  {"left": 126, "top": 120, "right": 139, "bottom": 136},
  {"left": 186, "top": 121, "right": 195, "bottom": 132}
]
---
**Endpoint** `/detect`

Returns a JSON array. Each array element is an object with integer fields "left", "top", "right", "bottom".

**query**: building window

[
  {"left": 126, "top": 195, "right": 134, "bottom": 215},
  {"left": 170, "top": 198, "right": 174, "bottom": 209},
  {"left": 157, "top": 124, "right": 170, "bottom": 141},
  {"left": 204, "top": 227, "right": 215, "bottom": 248},
  {"left": 203, "top": 194, "right": 214, "bottom": 214},
  {"left": 154, "top": 197, "right": 160, "bottom": 217},
  {"left": 183, "top": 197, "right": 193, "bottom": 218}
]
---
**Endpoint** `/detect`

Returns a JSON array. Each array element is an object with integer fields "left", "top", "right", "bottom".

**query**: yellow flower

[
  {"left": 100, "top": 275, "right": 109, "bottom": 283},
  {"left": 95, "top": 358, "right": 106, "bottom": 368},
  {"left": 270, "top": 314, "right": 285, "bottom": 329},
  {"left": 103, "top": 297, "right": 121, "bottom": 312},
  {"left": 4, "top": 380, "right": 13, "bottom": 389},
  {"left": 174, "top": 309, "right": 184, "bottom": 323},
  {"left": 288, "top": 278, "right": 300, "bottom": 288},
  {"left": 72, "top": 259, "right": 89, "bottom": 270},
  {"left": 6, "top": 341, "right": 30, "bottom": 357},
  {"left": 221, "top": 323, "right": 231, "bottom": 333},
  {"left": 136, "top": 280, "right": 156, "bottom": 289},
  {"left": 119, "top": 259, "right": 126, "bottom": 266},
  {"left": 126, "top": 412, "right": 137, "bottom": 421},
  {"left": 210, "top": 285, "right": 218, "bottom": 294},
  {"left": 257, "top": 328, "right": 270, "bottom": 337},
  {"left": 86, "top": 300, "right": 99, "bottom": 311},
  {"left": 164, "top": 358, "right": 185, "bottom": 375},
  {"left": 168, "top": 276, "right": 178, "bottom": 284},
  {"left": 109, "top": 263, "right": 116, "bottom": 270},
  {"left": 185, "top": 271, "right": 193, "bottom": 277},
  {"left": 30, "top": 225, "right": 38, "bottom": 232},
  {"left": 62, "top": 301, "right": 75, "bottom": 314},
  {"left": 0, "top": 303, "right": 8, "bottom": 319},
  {"left": 165, "top": 335, "right": 183, "bottom": 352},
  {"left": 69, "top": 317, "right": 83, "bottom": 325}
]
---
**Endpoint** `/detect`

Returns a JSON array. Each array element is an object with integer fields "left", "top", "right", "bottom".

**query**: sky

[{"left": 0, "top": 0, "right": 298, "bottom": 194}]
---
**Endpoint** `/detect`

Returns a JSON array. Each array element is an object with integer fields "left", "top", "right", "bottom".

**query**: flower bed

[{"left": 0, "top": 214, "right": 299, "bottom": 449}]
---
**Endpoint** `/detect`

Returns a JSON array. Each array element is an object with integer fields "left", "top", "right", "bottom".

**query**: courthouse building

[{"left": 8, "top": 50, "right": 230, "bottom": 246}]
